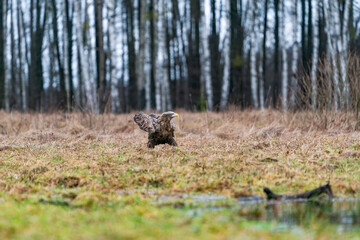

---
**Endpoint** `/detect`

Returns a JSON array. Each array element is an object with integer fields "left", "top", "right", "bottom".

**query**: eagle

[{"left": 134, "top": 111, "right": 179, "bottom": 148}]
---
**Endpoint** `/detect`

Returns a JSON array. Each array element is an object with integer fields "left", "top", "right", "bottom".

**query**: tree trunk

[
  {"left": 200, "top": 0, "right": 213, "bottom": 111},
  {"left": 155, "top": 0, "right": 161, "bottom": 111},
  {"left": 124, "top": 0, "right": 137, "bottom": 110},
  {"left": 47, "top": 18, "right": 55, "bottom": 110},
  {"left": 94, "top": 0, "right": 106, "bottom": 113},
  {"left": 281, "top": 0, "right": 288, "bottom": 112},
  {"left": 4, "top": 1, "right": 12, "bottom": 112},
  {"left": 10, "top": 0, "right": 17, "bottom": 110},
  {"left": 156, "top": 0, "right": 171, "bottom": 111},
  {"left": 64, "top": 0, "right": 74, "bottom": 109},
  {"left": 50, "top": 0, "right": 66, "bottom": 110},
  {"left": 4, "top": 0, "right": 10, "bottom": 112},
  {"left": 136, "top": 0, "right": 147, "bottom": 110},
  {"left": 17, "top": 0, "right": 26, "bottom": 111},
  {"left": 107, "top": 0, "right": 119, "bottom": 113},
  {"left": 273, "top": 0, "right": 280, "bottom": 107},
  {"left": 145, "top": 23, "right": 151, "bottom": 112},
  {"left": 219, "top": 0, "right": 230, "bottom": 110},
  {"left": 28, "top": 0, "right": 47, "bottom": 111},
  {"left": 340, "top": 0, "right": 350, "bottom": 107},
  {"left": 249, "top": 0, "right": 258, "bottom": 109},
  {"left": 331, "top": 0, "right": 349, "bottom": 108},
  {"left": 324, "top": 0, "right": 340, "bottom": 111},
  {"left": 0, "top": 0, "right": 5, "bottom": 109},
  {"left": 75, "top": 0, "right": 96, "bottom": 112},
  {"left": 310, "top": 0, "right": 319, "bottom": 109},
  {"left": 290, "top": 0, "right": 298, "bottom": 108},
  {"left": 260, "top": 0, "right": 268, "bottom": 110},
  {"left": 63, "top": 0, "right": 70, "bottom": 111}
]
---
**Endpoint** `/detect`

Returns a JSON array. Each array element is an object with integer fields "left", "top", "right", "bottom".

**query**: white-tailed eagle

[{"left": 134, "top": 111, "right": 179, "bottom": 148}]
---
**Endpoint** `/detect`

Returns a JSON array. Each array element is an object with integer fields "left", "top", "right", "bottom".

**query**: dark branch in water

[{"left": 263, "top": 183, "right": 334, "bottom": 200}]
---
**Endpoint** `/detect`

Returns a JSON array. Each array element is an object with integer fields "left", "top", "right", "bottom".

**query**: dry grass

[
  {"left": 0, "top": 110, "right": 359, "bottom": 239},
  {"left": 0, "top": 109, "right": 359, "bottom": 203}
]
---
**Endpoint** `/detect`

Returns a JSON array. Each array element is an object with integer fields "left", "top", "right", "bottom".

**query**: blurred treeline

[{"left": 0, "top": 0, "right": 359, "bottom": 113}]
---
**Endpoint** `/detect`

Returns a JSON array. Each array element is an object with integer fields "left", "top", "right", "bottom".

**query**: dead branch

[{"left": 263, "top": 183, "right": 334, "bottom": 200}]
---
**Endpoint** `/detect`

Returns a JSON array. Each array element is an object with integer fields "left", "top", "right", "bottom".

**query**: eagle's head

[{"left": 162, "top": 111, "right": 179, "bottom": 120}]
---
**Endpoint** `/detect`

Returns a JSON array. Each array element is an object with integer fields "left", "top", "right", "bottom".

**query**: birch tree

[
  {"left": 17, "top": 0, "right": 27, "bottom": 111},
  {"left": 64, "top": 0, "right": 74, "bottom": 108},
  {"left": 258, "top": 0, "right": 265, "bottom": 110},
  {"left": 219, "top": 0, "right": 230, "bottom": 110},
  {"left": 63, "top": 1, "right": 70, "bottom": 111},
  {"left": 341, "top": 0, "right": 350, "bottom": 106},
  {"left": 310, "top": 0, "right": 319, "bottom": 109},
  {"left": 75, "top": 0, "right": 96, "bottom": 112},
  {"left": 280, "top": 0, "right": 288, "bottom": 111},
  {"left": 136, "top": 0, "right": 147, "bottom": 109},
  {"left": 4, "top": 0, "right": 10, "bottom": 111},
  {"left": 324, "top": 0, "right": 340, "bottom": 110},
  {"left": 145, "top": 21, "right": 151, "bottom": 111},
  {"left": 290, "top": 0, "right": 298, "bottom": 108},
  {"left": 332, "top": 0, "right": 345, "bottom": 107},
  {"left": 0, "top": 0, "right": 6, "bottom": 108},
  {"left": 9, "top": 0, "right": 19, "bottom": 110},
  {"left": 328, "top": 0, "right": 349, "bottom": 108},
  {"left": 28, "top": 0, "right": 47, "bottom": 110},
  {"left": 249, "top": 0, "right": 259, "bottom": 109},
  {"left": 200, "top": 0, "right": 213, "bottom": 111},
  {"left": 94, "top": 0, "right": 106, "bottom": 113},
  {"left": 163, "top": 0, "right": 171, "bottom": 111},
  {"left": 50, "top": 0, "right": 67, "bottom": 109},
  {"left": 156, "top": 0, "right": 171, "bottom": 111},
  {"left": 107, "top": 0, "right": 119, "bottom": 112},
  {"left": 155, "top": 0, "right": 162, "bottom": 111}
]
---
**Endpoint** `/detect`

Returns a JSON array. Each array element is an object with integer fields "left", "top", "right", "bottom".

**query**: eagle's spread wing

[
  {"left": 134, "top": 112, "right": 156, "bottom": 133},
  {"left": 149, "top": 113, "right": 160, "bottom": 119}
]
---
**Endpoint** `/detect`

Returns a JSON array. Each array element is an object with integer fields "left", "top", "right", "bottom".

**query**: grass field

[{"left": 0, "top": 110, "right": 359, "bottom": 239}]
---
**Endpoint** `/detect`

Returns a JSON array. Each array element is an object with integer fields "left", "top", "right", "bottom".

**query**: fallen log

[{"left": 263, "top": 183, "right": 334, "bottom": 200}]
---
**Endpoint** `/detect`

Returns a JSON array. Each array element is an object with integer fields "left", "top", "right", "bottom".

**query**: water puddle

[
  {"left": 236, "top": 197, "right": 360, "bottom": 232},
  {"left": 157, "top": 193, "right": 360, "bottom": 232}
]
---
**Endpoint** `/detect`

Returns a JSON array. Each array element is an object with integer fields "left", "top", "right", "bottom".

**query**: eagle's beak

[{"left": 175, "top": 113, "right": 179, "bottom": 117}]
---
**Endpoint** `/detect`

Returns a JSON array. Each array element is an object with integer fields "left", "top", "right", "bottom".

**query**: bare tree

[
  {"left": 0, "top": 0, "right": 7, "bottom": 109},
  {"left": 28, "top": 0, "right": 47, "bottom": 111},
  {"left": 324, "top": 0, "right": 339, "bottom": 110},
  {"left": 107, "top": 0, "right": 119, "bottom": 112},
  {"left": 290, "top": 0, "right": 298, "bottom": 108},
  {"left": 64, "top": 0, "right": 74, "bottom": 109},
  {"left": 258, "top": 0, "right": 265, "bottom": 110},
  {"left": 280, "top": 0, "right": 288, "bottom": 111},
  {"left": 94, "top": 0, "right": 106, "bottom": 113},
  {"left": 220, "top": 0, "right": 230, "bottom": 110},
  {"left": 75, "top": 0, "right": 97, "bottom": 112},
  {"left": 310, "top": 0, "right": 319, "bottom": 109},
  {"left": 50, "top": 0, "right": 67, "bottom": 110},
  {"left": 156, "top": 0, "right": 171, "bottom": 111},
  {"left": 249, "top": 0, "right": 259, "bottom": 109},
  {"left": 200, "top": 0, "right": 213, "bottom": 111},
  {"left": 136, "top": 0, "right": 147, "bottom": 109},
  {"left": 63, "top": 0, "right": 70, "bottom": 111},
  {"left": 17, "top": 0, "right": 27, "bottom": 111},
  {"left": 5, "top": 0, "right": 12, "bottom": 112}
]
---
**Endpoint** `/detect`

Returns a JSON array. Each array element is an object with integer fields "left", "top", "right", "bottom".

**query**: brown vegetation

[{"left": 0, "top": 110, "right": 359, "bottom": 203}]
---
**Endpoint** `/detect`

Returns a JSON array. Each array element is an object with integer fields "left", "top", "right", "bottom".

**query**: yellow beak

[{"left": 175, "top": 113, "right": 179, "bottom": 117}]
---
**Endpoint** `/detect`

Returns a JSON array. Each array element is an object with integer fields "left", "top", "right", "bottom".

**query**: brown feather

[
  {"left": 134, "top": 111, "right": 178, "bottom": 148},
  {"left": 133, "top": 112, "right": 156, "bottom": 133}
]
